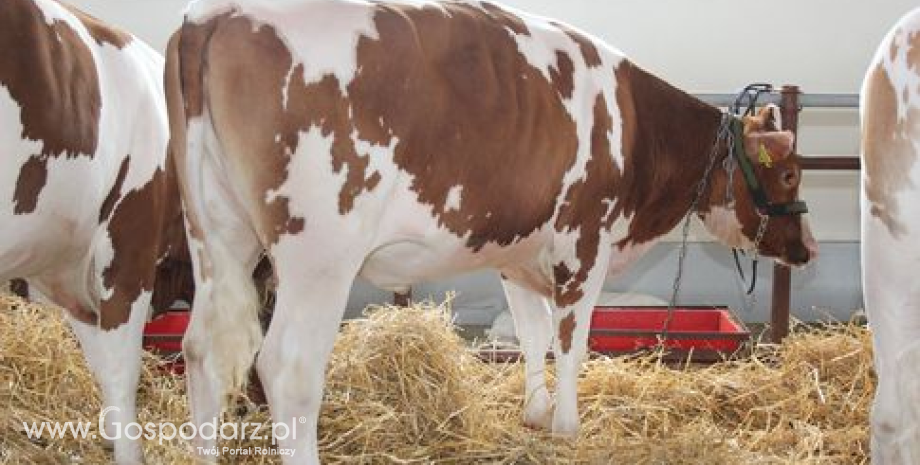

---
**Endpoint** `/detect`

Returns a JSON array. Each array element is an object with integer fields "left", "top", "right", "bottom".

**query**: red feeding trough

[
  {"left": 589, "top": 306, "right": 751, "bottom": 362},
  {"left": 480, "top": 306, "right": 751, "bottom": 363},
  {"left": 146, "top": 307, "right": 751, "bottom": 370},
  {"left": 142, "top": 311, "right": 189, "bottom": 374}
]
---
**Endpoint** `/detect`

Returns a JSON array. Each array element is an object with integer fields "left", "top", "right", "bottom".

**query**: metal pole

[
  {"left": 800, "top": 156, "right": 861, "bottom": 170},
  {"left": 695, "top": 92, "right": 859, "bottom": 109},
  {"left": 770, "top": 85, "right": 801, "bottom": 344}
]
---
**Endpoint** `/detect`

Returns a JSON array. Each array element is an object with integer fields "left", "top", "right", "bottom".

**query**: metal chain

[
  {"left": 663, "top": 113, "right": 733, "bottom": 341},
  {"left": 722, "top": 138, "right": 736, "bottom": 208},
  {"left": 739, "top": 213, "right": 770, "bottom": 313},
  {"left": 751, "top": 214, "right": 769, "bottom": 261}
]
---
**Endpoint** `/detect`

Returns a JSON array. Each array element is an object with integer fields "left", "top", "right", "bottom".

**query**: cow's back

[{"left": 179, "top": 0, "right": 626, "bottom": 276}]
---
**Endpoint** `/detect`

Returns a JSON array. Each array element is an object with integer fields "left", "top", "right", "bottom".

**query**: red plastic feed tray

[
  {"left": 146, "top": 307, "right": 750, "bottom": 369},
  {"left": 142, "top": 311, "right": 189, "bottom": 373},
  {"left": 589, "top": 306, "right": 750, "bottom": 361}
]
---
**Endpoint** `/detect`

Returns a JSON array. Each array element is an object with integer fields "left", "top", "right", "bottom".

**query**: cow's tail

[{"left": 165, "top": 20, "right": 263, "bottom": 400}]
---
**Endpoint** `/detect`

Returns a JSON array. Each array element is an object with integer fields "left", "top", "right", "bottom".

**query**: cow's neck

[{"left": 614, "top": 61, "right": 725, "bottom": 248}]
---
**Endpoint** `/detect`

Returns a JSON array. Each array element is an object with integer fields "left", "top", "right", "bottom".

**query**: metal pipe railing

[{"left": 695, "top": 92, "right": 860, "bottom": 109}]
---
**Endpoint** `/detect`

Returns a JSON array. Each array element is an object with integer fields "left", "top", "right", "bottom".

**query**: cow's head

[{"left": 702, "top": 104, "right": 818, "bottom": 266}]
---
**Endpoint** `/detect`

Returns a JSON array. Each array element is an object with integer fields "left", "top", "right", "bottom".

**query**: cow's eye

[{"left": 781, "top": 169, "right": 799, "bottom": 188}]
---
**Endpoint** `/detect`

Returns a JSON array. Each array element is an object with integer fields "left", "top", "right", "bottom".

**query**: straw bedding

[{"left": 0, "top": 293, "right": 873, "bottom": 464}]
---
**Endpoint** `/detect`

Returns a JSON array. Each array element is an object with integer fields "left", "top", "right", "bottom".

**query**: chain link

[
  {"left": 722, "top": 137, "right": 736, "bottom": 208},
  {"left": 739, "top": 213, "right": 770, "bottom": 313},
  {"left": 751, "top": 214, "right": 769, "bottom": 262}
]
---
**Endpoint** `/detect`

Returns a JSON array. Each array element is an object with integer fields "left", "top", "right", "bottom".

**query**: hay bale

[{"left": 0, "top": 294, "right": 873, "bottom": 464}]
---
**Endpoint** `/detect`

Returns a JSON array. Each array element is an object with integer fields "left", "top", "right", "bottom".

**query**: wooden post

[{"left": 770, "top": 85, "right": 802, "bottom": 343}]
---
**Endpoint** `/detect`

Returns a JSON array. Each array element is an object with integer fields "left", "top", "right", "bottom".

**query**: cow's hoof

[
  {"left": 524, "top": 407, "right": 554, "bottom": 431},
  {"left": 523, "top": 389, "right": 554, "bottom": 430},
  {"left": 551, "top": 413, "right": 580, "bottom": 439},
  {"left": 551, "top": 424, "right": 579, "bottom": 439}
]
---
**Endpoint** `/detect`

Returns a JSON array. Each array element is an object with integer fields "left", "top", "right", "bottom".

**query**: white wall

[
  {"left": 68, "top": 0, "right": 914, "bottom": 242},
  {"left": 71, "top": 0, "right": 915, "bottom": 94}
]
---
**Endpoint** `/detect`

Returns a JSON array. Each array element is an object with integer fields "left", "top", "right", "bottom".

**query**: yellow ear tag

[{"left": 758, "top": 143, "right": 774, "bottom": 168}]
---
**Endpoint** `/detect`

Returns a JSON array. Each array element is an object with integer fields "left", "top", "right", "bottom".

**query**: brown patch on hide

[
  {"left": 553, "top": 94, "right": 619, "bottom": 307},
  {"left": 99, "top": 169, "right": 166, "bottom": 330},
  {"left": 908, "top": 31, "right": 920, "bottom": 72},
  {"left": 553, "top": 263, "right": 581, "bottom": 307},
  {"left": 863, "top": 64, "right": 920, "bottom": 237},
  {"left": 2, "top": 0, "right": 102, "bottom": 214},
  {"left": 612, "top": 61, "right": 723, "bottom": 247},
  {"left": 349, "top": 3, "right": 579, "bottom": 251},
  {"left": 550, "top": 50, "right": 575, "bottom": 99},
  {"left": 13, "top": 156, "right": 49, "bottom": 214},
  {"left": 61, "top": 3, "right": 132, "bottom": 49},
  {"left": 552, "top": 22, "right": 602, "bottom": 68},
  {"left": 558, "top": 312, "right": 576, "bottom": 354},
  {"left": 99, "top": 157, "right": 130, "bottom": 222},
  {"left": 891, "top": 29, "right": 902, "bottom": 62}
]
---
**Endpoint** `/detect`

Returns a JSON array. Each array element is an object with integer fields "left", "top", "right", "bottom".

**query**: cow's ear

[
  {"left": 760, "top": 103, "right": 783, "bottom": 131},
  {"left": 743, "top": 130, "right": 795, "bottom": 165},
  {"left": 742, "top": 104, "right": 783, "bottom": 133}
]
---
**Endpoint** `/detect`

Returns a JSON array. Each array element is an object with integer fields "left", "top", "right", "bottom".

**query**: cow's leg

[
  {"left": 178, "top": 109, "right": 266, "bottom": 457},
  {"left": 256, "top": 241, "right": 363, "bottom": 465},
  {"left": 183, "top": 281, "right": 224, "bottom": 459},
  {"left": 66, "top": 296, "right": 148, "bottom": 464},
  {"left": 182, "top": 234, "right": 263, "bottom": 458},
  {"left": 864, "top": 231, "right": 920, "bottom": 464},
  {"left": 500, "top": 278, "right": 553, "bottom": 429},
  {"left": 549, "top": 245, "right": 611, "bottom": 437},
  {"left": 866, "top": 299, "right": 920, "bottom": 465},
  {"left": 32, "top": 263, "right": 151, "bottom": 463},
  {"left": 893, "top": 340, "right": 920, "bottom": 463}
]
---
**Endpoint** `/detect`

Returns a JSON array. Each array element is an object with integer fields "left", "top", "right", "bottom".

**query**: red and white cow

[
  {"left": 166, "top": 1, "right": 816, "bottom": 462},
  {"left": 862, "top": 8, "right": 920, "bottom": 464},
  {"left": 0, "top": 0, "right": 191, "bottom": 462}
]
